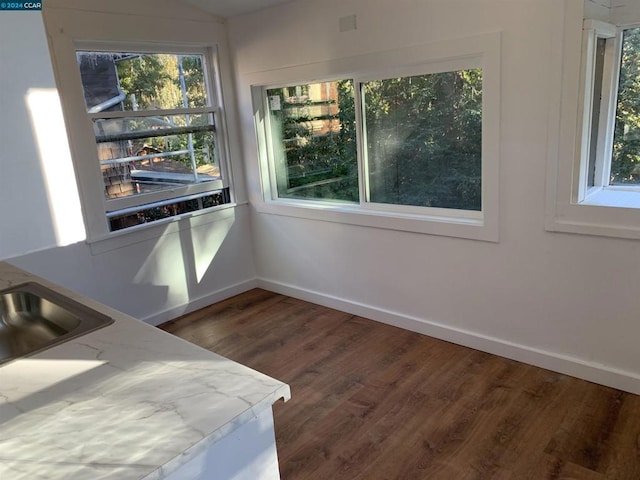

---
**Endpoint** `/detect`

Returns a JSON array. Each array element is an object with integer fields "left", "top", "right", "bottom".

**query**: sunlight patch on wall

[
  {"left": 26, "top": 88, "right": 86, "bottom": 246},
  {"left": 130, "top": 209, "right": 236, "bottom": 316}
]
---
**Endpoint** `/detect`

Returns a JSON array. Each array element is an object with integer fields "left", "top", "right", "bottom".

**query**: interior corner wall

[
  {"left": 585, "top": 0, "right": 640, "bottom": 24},
  {"left": 611, "top": 0, "right": 640, "bottom": 24},
  {"left": 1, "top": 4, "right": 257, "bottom": 324},
  {"left": 584, "top": 0, "right": 611, "bottom": 21},
  {"left": 229, "top": 0, "right": 640, "bottom": 393}
]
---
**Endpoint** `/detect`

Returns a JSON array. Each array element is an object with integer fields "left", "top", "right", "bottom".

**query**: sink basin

[{"left": 0, "top": 282, "right": 113, "bottom": 365}]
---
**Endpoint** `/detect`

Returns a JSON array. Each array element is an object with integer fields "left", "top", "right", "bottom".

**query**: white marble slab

[{"left": 0, "top": 262, "right": 290, "bottom": 480}]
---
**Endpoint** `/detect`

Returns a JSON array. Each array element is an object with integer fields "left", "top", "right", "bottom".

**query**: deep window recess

[
  {"left": 263, "top": 68, "right": 483, "bottom": 212},
  {"left": 578, "top": 23, "right": 640, "bottom": 203},
  {"left": 76, "top": 51, "right": 230, "bottom": 232},
  {"left": 545, "top": 17, "right": 640, "bottom": 240}
]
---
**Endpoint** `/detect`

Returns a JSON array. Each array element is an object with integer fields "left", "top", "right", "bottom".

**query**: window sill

[
  {"left": 87, "top": 202, "right": 240, "bottom": 255},
  {"left": 255, "top": 199, "right": 498, "bottom": 242},
  {"left": 581, "top": 187, "right": 640, "bottom": 208},
  {"left": 546, "top": 191, "right": 640, "bottom": 240}
]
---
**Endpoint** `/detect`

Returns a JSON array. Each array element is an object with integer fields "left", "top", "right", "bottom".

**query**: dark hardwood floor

[{"left": 159, "top": 289, "right": 640, "bottom": 480}]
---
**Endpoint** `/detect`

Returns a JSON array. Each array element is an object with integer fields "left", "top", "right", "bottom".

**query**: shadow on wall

[
  {"left": 9, "top": 206, "right": 239, "bottom": 323},
  {"left": 128, "top": 208, "right": 239, "bottom": 320}
]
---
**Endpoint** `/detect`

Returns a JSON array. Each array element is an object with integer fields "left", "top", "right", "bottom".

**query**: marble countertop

[{"left": 0, "top": 262, "right": 290, "bottom": 480}]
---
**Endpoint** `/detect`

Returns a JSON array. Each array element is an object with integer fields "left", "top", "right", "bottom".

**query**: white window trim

[
  {"left": 546, "top": 1, "right": 640, "bottom": 240},
  {"left": 577, "top": 20, "right": 640, "bottom": 203},
  {"left": 247, "top": 33, "right": 501, "bottom": 242},
  {"left": 77, "top": 45, "right": 225, "bottom": 214},
  {"left": 43, "top": 7, "right": 241, "bottom": 250},
  {"left": 575, "top": 19, "right": 618, "bottom": 200}
]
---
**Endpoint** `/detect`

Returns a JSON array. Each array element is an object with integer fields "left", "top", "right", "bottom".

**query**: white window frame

[
  {"left": 43, "top": 8, "right": 238, "bottom": 250},
  {"left": 577, "top": 20, "right": 640, "bottom": 205},
  {"left": 576, "top": 20, "right": 618, "bottom": 201},
  {"left": 248, "top": 33, "right": 501, "bottom": 242},
  {"left": 78, "top": 44, "right": 228, "bottom": 213},
  {"left": 546, "top": 1, "right": 640, "bottom": 239}
]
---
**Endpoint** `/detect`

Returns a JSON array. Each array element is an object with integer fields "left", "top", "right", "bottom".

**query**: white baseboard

[
  {"left": 142, "top": 279, "right": 258, "bottom": 327},
  {"left": 256, "top": 278, "right": 640, "bottom": 395}
]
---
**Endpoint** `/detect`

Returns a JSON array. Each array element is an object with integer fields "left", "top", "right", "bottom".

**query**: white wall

[
  {"left": 230, "top": 0, "right": 640, "bottom": 393},
  {"left": 584, "top": 0, "right": 611, "bottom": 21},
  {"left": 585, "top": 0, "right": 640, "bottom": 23},
  {"left": 611, "top": 0, "right": 640, "bottom": 24},
  {"left": 1, "top": 1, "right": 257, "bottom": 324},
  {"left": 0, "top": 12, "right": 80, "bottom": 258}
]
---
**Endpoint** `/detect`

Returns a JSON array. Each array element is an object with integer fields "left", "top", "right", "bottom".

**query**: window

[
  {"left": 265, "top": 70, "right": 482, "bottom": 211},
  {"left": 265, "top": 80, "right": 358, "bottom": 203},
  {"left": 362, "top": 70, "right": 482, "bottom": 211},
  {"left": 576, "top": 21, "right": 640, "bottom": 206},
  {"left": 252, "top": 33, "right": 499, "bottom": 242},
  {"left": 43, "top": 7, "right": 238, "bottom": 247},
  {"left": 76, "top": 50, "right": 230, "bottom": 232},
  {"left": 546, "top": 12, "right": 640, "bottom": 240}
]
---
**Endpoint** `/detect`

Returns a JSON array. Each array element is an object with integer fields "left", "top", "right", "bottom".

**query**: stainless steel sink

[{"left": 0, "top": 282, "right": 113, "bottom": 365}]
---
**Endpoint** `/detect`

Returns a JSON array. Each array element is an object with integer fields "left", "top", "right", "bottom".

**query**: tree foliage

[
  {"left": 114, "top": 53, "right": 213, "bottom": 169},
  {"left": 364, "top": 69, "right": 482, "bottom": 210},
  {"left": 268, "top": 81, "right": 358, "bottom": 202},
  {"left": 611, "top": 27, "right": 640, "bottom": 184},
  {"left": 115, "top": 54, "right": 205, "bottom": 110},
  {"left": 270, "top": 69, "right": 483, "bottom": 210},
  {"left": 116, "top": 54, "right": 173, "bottom": 110}
]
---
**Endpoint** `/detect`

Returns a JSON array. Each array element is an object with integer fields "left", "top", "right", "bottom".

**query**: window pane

[
  {"left": 610, "top": 27, "right": 640, "bottom": 185},
  {"left": 99, "top": 130, "right": 219, "bottom": 199},
  {"left": 108, "top": 190, "right": 229, "bottom": 231},
  {"left": 266, "top": 80, "right": 358, "bottom": 202},
  {"left": 588, "top": 37, "right": 607, "bottom": 187},
  {"left": 76, "top": 52, "right": 208, "bottom": 112},
  {"left": 93, "top": 113, "right": 213, "bottom": 139},
  {"left": 363, "top": 69, "right": 482, "bottom": 211}
]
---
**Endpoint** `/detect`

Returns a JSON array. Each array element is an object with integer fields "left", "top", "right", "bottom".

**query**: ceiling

[{"left": 180, "top": 0, "right": 297, "bottom": 18}]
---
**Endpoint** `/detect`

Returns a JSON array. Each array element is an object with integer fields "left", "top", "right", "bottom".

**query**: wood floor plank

[
  {"left": 282, "top": 329, "right": 474, "bottom": 479},
  {"left": 603, "top": 391, "right": 640, "bottom": 480},
  {"left": 160, "top": 289, "right": 640, "bottom": 480},
  {"left": 544, "top": 384, "right": 627, "bottom": 473}
]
